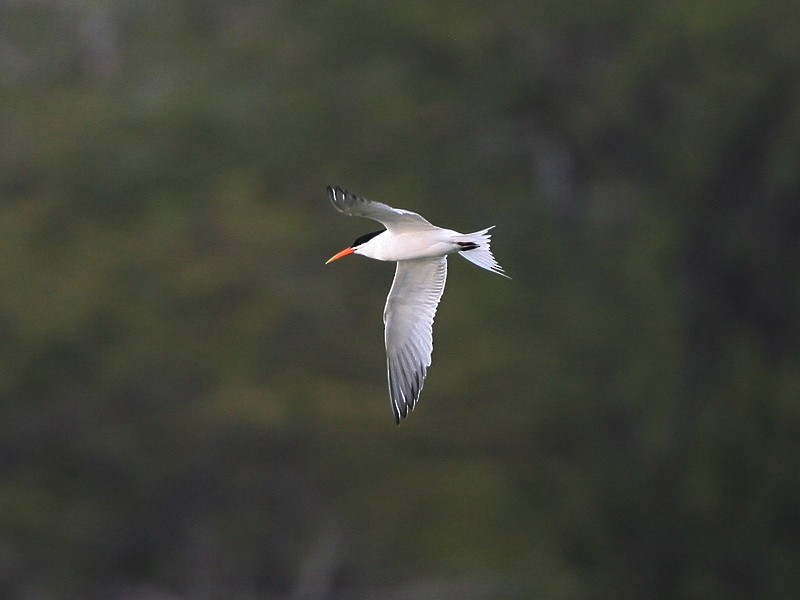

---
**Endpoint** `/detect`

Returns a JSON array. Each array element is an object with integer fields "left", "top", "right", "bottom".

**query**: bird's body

[
  {"left": 325, "top": 186, "right": 508, "bottom": 423},
  {"left": 347, "top": 228, "right": 473, "bottom": 261}
]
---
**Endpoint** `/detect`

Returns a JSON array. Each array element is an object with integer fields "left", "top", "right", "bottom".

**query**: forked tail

[{"left": 457, "top": 227, "right": 510, "bottom": 278}]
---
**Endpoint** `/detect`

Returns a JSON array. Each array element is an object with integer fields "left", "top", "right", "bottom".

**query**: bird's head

[{"left": 325, "top": 229, "right": 385, "bottom": 264}]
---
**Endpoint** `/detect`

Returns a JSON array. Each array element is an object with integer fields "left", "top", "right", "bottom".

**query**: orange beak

[{"left": 325, "top": 246, "right": 355, "bottom": 264}]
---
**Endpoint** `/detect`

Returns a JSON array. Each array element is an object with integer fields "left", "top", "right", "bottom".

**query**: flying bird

[{"left": 325, "top": 186, "right": 508, "bottom": 423}]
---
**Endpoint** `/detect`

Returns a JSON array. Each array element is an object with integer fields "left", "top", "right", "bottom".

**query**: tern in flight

[{"left": 325, "top": 186, "right": 509, "bottom": 423}]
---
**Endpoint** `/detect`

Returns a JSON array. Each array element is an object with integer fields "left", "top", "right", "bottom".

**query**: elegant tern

[{"left": 325, "top": 186, "right": 509, "bottom": 423}]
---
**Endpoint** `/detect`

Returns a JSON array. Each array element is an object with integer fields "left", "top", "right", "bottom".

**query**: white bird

[{"left": 325, "top": 186, "right": 509, "bottom": 423}]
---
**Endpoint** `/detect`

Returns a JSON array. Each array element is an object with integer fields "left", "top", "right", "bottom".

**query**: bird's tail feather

[{"left": 457, "top": 227, "right": 510, "bottom": 278}]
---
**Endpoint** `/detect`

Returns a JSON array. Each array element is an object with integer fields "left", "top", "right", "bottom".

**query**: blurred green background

[{"left": 2, "top": 1, "right": 800, "bottom": 599}]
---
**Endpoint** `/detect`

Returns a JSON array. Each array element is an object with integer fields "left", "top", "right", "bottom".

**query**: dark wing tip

[
  {"left": 393, "top": 399, "right": 411, "bottom": 425},
  {"left": 326, "top": 185, "right": 342, "bottom": 201},
  {"left": 327, "top": 185, "right": 344, "bottom": 214},
  {"left": 327, "top": 185, "right": 355, "bottom": 196},
  {"left": 327, "top": 185, "right": 361, "bottom": 214},
  {"left": 388, "top": 369, "right": 424, "bottom": 425}
]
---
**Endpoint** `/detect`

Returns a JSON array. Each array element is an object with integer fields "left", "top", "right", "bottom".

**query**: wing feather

[
  {"left": 327, "top": 186, "right": 435, "bottom": 232},
  {"left": 383, "top": 257, "right": 447, "bottom": 422}
]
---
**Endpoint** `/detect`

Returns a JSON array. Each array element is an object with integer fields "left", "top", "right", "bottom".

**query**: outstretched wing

[
  {"left": 327, "top": 185, "right": 436, "bottom": 232},
  {"left": 383, "top": 257, "right": 447, "bottom": 423}
]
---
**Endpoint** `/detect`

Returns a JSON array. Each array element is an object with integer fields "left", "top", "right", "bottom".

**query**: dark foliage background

[{"left": 1, "top": 1, "right": 799, "bottom": 599}]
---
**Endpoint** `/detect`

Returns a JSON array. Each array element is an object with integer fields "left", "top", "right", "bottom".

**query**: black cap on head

[{"left": 352, "top": 229, "right": 385, "bottom": 248}]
